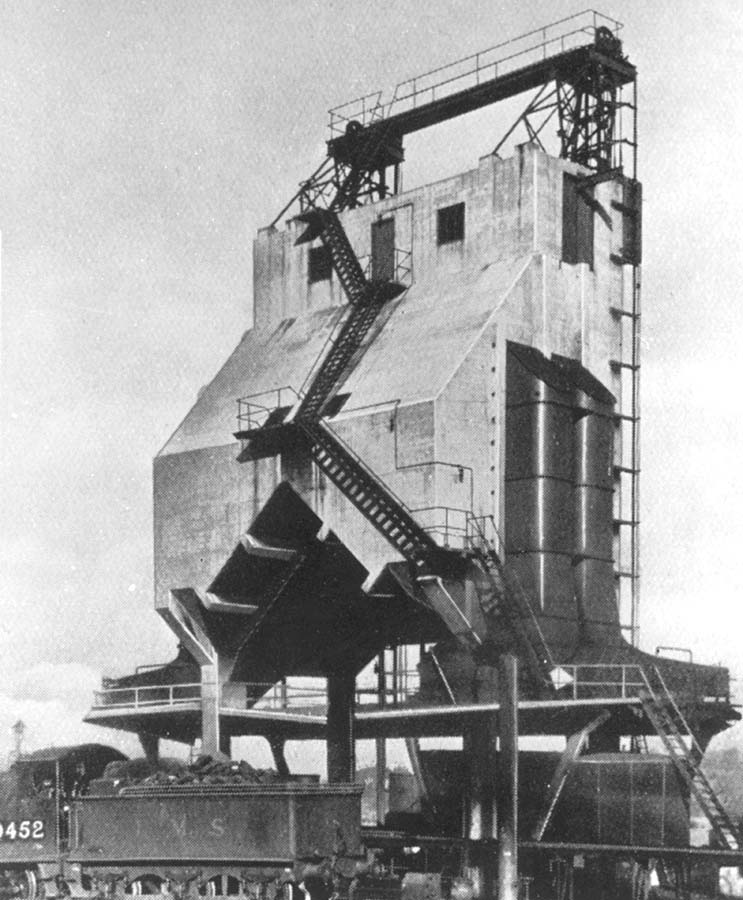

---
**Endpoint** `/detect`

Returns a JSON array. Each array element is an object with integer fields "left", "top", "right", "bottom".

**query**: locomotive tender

[{"left": 0, "top": 746, "right": 363, "bottom": 900}]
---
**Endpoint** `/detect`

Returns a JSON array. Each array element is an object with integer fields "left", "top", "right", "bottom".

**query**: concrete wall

[
  {"left": 154, "top": 143, "right": 635, "bottom": 608},
  {"left": 153, "top": 445, "right": 279, "bottom": 606}
]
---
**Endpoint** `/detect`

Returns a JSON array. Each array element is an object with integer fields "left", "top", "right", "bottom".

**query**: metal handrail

[
  {"left": 357, "top": 247, "right": 414, "bottom": 286},
  {"left": 236, "top": 386, "right": 300, "bottom": 432},
  {"left": 465, "top": 512, "right": 556, "bottom": 674},
  {"left": 648, "top": 664, "right": 707, "bottom": 760},
  {"left": 329, "top": 10, "right": 623, "bottom": 134},
  {"left": 551, "top": 664, "right": 647, "bottom": 700},
  {"left": 92, "top": 683, "right": 202, "bottom": 710},
  {"left": 92, "top": 681, "right": 329, "bottom": 713},
  {"left": 413, "top": 505, "right": 471, "bottom": 550}
]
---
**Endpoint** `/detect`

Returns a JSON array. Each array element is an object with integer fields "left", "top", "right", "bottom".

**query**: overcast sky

[{"left": 0, "top": 0, "right": 742, "bottom": 759}]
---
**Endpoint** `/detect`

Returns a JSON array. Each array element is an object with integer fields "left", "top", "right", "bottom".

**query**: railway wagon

[{"left": 68, "top": 782, "right": 364, "bottom": 897}]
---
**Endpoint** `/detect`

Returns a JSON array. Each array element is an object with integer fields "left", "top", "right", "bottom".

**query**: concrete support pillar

[
  {"left": 497, "top": 654, "right": 519, "bottom": 900},
  {"left": 138, "top": 732, "right": 159, "bottom": 766},
  {"left": 464, "top": 712, "right": 498, "bottom": 899},
  {"left": 327, "top": 668, "right": 355, "bottom": 783},
  {"left": 201, "top": 664, "right": 221, "bottom": 757}
]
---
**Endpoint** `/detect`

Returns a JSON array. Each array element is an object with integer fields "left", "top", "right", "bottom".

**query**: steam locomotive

[{"left": 0, "top": 744, "right": 364, "bottom": 900}]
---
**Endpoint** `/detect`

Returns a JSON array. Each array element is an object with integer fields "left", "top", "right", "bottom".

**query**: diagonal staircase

[
  {"left": 469, "top": 535, "right": 555, "bottom": 698},
  {"left": 640, "top": 668, "right": 739, "bottom": 851},
  {"left": 294, "top": 208, "right": 406, "bottom": 421},
  {"left": 298, "top": 419, "right": 453, "bottom": 573},
  {"left": 239, "top": 166, "right": 555, "bottom": 697},
  {"left": 296, "top": 208, "right": 368, "bottom": 303}
]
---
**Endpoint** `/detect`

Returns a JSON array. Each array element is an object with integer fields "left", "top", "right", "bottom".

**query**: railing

[
  {"left": 329, "top": 10, "right": 623, "bottom": 135},
  {"left": 409, "top": 508, "right": 507, "bottom": 556},
  {"left": 356, "top": 667, "right": 422, "bottom": 706},
  {"left": 91, "top": 665, "right": 729, "bottom": 717},
  {"left": 357, "top": 247, "right": 413, "bottom": 287},
  {"left": 413, "top": 506, "right": 471, "bottom": 550},
  {"left": 252, "top": 681, "right": 326, "bottom": 711},
  {"left": 92, "top": 683, "right": 202, "bottom": 710},
  {"left": 92, "top": 681, "right": 327, "bottom": 715},
  {"left": 236, "top": 386, "right": 299, "bottom": 432},
  {"left": 551, "top": 664, "right": 647, "bottom": 700}
]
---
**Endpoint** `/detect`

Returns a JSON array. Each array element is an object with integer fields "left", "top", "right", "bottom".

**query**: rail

[
  {"left": 329, "top": 10, "right": 623, "bottom": 135},
  {"left": 236, "top": 387, "right": 300, "bottom": 433},
  {"left": 356, "top": 667, "right": 422, "bottom": 706},
  {"left": 357, "top": 247, "right": 413, "bottom": 286},
  {"left": 92, "top": 679, "right": 404, "bottom": 713},
  {"left": 92, "top": 683, "right": 202, "bottom": 710},
  {"left": 551, "top": 664, "right": 648, "bottom": 699},
  {"left": 414, "top": 506, "right": 471, "bottom": 550},
  {"left": 92, "top": 665, "right": 729, "bottom": 715}
]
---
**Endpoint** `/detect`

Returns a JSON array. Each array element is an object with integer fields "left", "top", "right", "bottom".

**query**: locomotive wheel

[
  {"left": 0, "top": 870, "right": 40, "bottom": 900},
  {"left": 127, "top": 876, "right": 165, "bottom": 896},
  {"left": 200, "top": 875, "right": 241, "bottom": 896}
]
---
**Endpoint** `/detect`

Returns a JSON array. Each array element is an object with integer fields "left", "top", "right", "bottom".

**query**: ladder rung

[
  {"left": 610, "top": 306, "right": 640, "bottom": 319},
  {"left": 610, "top": 359, "right": 640, "bottom": 371}
]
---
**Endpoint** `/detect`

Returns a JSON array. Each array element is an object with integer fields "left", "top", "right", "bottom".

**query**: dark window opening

[
  {"left": 562, "top": 174, "right": 594, "bottom": 267},
  {"left": 371, "top": 217, "right": 395, "bottom": 281},
  {"left": 308, "top": 245, "right": 332, "bottom": 283},
  {"left": 437, "top": 202, "right": 465, "bottom": 245}
]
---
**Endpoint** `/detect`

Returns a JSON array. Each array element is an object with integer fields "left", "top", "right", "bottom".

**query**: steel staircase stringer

[
  {"left": 469, "top": 544, "right": 556, "bottom": 699},
  {"left": 639, "top": 674, "right": 740, "bottom": 851},
  {"left": 298, "top": 419, "right": 457, "bottom": 574}
]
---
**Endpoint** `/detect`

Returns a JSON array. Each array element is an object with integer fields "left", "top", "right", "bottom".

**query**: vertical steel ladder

[{"left": 641, "top": 668, "right": 739, "bottom": 851}]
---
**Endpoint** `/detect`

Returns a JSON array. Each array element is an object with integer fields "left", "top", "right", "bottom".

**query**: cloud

[
  {"left": 0, "top": 662, "right": 139, "bottom": 762},
  {"left": 4, "top": 661, "right": 101, "bottom": 706}
]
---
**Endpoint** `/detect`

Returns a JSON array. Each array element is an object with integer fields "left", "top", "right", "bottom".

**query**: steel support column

[
  {"left": 327, "top": 668, "right": 356, "bottom": 782},
  {"left": 464, "top": 705, "right": 498, "bottom": 898},
  {"left": 497, "top": 654, "right": 519, "bottom": 900}
]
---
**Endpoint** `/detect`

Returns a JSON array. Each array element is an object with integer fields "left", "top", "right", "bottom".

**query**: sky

[{"left": 0, "top": 0, "right": 742, "bottom": 760}]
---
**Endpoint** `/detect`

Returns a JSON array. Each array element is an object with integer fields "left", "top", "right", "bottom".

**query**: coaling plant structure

[{"left": 82, "top": 12, "right": 742, "bottom": 900}]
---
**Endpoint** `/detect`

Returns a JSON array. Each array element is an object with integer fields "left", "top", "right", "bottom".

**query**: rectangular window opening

[
  {"left": 308, "top": 245, "right": 332, "bottom": 283},
  {"left": 437, "top": 202, "right": 465, "bottom": 245}
]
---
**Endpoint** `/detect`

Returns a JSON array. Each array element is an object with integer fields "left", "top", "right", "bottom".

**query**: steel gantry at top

[{"left": 271, "top": 10, "right": 636, "bottom": 225}]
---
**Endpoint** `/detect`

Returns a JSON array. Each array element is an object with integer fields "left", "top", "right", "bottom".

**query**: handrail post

[{"left": 621, "top": 666, "right": 626, "bottom": 698}]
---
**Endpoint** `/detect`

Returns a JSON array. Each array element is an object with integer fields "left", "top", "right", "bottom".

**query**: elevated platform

[{"left": 85, "top": 669, "right": 736, "bottom": 743}]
